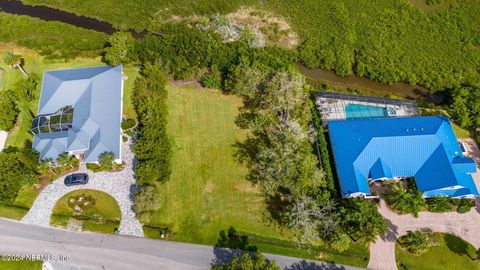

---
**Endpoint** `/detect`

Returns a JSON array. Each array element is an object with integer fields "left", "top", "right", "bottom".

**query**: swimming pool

[{"left": 345, "top": 104, "right": 389, "bottom": 119}]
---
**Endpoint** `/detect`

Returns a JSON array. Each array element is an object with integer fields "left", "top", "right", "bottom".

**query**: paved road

[{"left": 0, "top": 218, "right": 362, "bottom": 270}]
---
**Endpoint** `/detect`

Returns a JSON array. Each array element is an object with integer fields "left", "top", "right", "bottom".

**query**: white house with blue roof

[
  {"left": 31, "top": 65, "right": 123, "bottom": 163},
  {"left": 328, "top": 116, "right": 479, "bottom": 198}
]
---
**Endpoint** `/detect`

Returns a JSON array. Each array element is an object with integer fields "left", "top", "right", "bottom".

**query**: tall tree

[
  {"left": 0, "top": 90, "right": 19, "bottom": 131},
  {"left": 103, "top": 31, "right": 135, "bottom": 66},
  {"left": 340, "top": 199, "right": 388, "bottom": 244}
]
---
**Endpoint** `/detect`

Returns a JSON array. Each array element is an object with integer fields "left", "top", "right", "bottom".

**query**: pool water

[{"left": 345, "top": 104, "right": 389, "bottom": 119}]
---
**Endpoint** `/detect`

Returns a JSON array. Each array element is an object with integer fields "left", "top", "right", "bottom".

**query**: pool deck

[{"left": 317, "top": 99, "right": 417, "bottom": 121}]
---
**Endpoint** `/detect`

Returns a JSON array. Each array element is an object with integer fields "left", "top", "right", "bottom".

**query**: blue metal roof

[
  {"left": 328, "top": 116, "right": 479, "bottom": 198},
  {"left": 33, "top": 65, "right": 123, "bottom": 163}
]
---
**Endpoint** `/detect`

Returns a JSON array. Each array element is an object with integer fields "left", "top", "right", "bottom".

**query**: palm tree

[
  {"left": 37, "top": 158, "right": 55, "bottom": 176},
  {"left": 56, "top": 153, "right": 77, "bottom": 169},
  {"left": 3, "top": 51, "right": 27, "bottom": 77},
  {"left": 385, "top": 181, "right": 425, "bottom": 217},
  {"left": 398, "top": 230, "right": 432, "bottom": 255}
]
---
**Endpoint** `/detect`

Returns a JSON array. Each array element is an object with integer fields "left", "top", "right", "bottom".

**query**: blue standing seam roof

[
  {"left": 33, "top": 65, "right": 123, "bottom": 163},
  {"left": 328, "top": 116, "right": 479, "bottom": 198}
]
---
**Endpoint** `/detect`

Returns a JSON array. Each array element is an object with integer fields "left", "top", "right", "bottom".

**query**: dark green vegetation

[
  {"left": 0, "top": 146, "right": 38, "bottom": 202},
  {"left": 51, "top": 189, "right": 121, "bottom": 234},
  {"left": 86, "top": 152, "right": 123, "bottom": 172},
  {"left": 133, "top": 23, "right": 294, "bottom": 81},
  {"left": 0, "top": 12, "right": 106, "bottom": 59},
  {"left": 211, "top": 251, "right": 280, "bottom": 270},
  {"left": 396, "top": 233, "right": 480, "bottom": 270},
  {"left": 0, "top": 145, "right": 39, "bottom": 219},
  {"left": 0, "top": 260, "right": 43, "bottom": 270},
  {"left": 132, "top": 65, "right": 172, "bottom": 185},
  {"left": 384, "top": 181, "right": 426, "bottom": 217},
  {"left": 384, "top": 180, "right": 476, "bottom": 215},
  {"left": 398, "top": 230, "right": 438, "bottom": 255},
  {"left": 21, "top": 0, "right": 480, "bottom": 91}
]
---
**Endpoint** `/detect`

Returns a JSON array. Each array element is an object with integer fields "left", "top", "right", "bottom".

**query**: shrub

[
  {"left": 201, "top": 72, "right": 222, "bottom": 89},
  {"left": 121, "top": 119, "right": 136, "bottom": 130},
  {"left": 398, "top": 230, "right": 434, "bottom": 255},
  {"left": 329, "top": 231, "right": 352, "bottom": 252},
  {"left": 426, "top": 197, "right": 454, "bottom": 212},
  {"left": 98, "top": 152, "right": 115, "bottom": 171},
  {"left": 134, "top": 185, "right": 160, "bottom": 223},
  {"left": 456, "top": 199, "right": 475, "bottom": 214}
]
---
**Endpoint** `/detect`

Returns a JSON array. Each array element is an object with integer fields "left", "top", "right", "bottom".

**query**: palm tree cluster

[
  {"left": 37, "top": 154, "right": 79, "bottom": 178},
  {"left": 384, "top": 180, "right": 425, "bottom": 217},
  {"left": 398, "top": 230, "right": 437, "bottom": 255}
]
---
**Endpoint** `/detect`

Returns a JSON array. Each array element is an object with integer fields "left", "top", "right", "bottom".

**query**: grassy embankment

[
  {"left": 50, "top": 189, "right": 121, "bottom": 234},
  {"left": 396, "top": 233, "right": 480, "bottom": 270}
]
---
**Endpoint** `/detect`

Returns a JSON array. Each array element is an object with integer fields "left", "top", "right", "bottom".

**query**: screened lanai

[{"left": 31, "top": 106, "right": 74, "bottom": 135}]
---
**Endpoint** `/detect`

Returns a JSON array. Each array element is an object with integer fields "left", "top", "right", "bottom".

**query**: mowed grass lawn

[
  {"left": 0, "top": 261, "right": 42, "bottom": 270},
  {"left": 150, "top": 84, "right": 277, "bottom": 243},
  {"left": 396, "top": 233, "right": 480, "bottom": 270},
  {"left": 146, "top": 84, "right": 369, "bottom": 267},
  {"left": 51, "top": 189, "right": 121, "bottom": 234}
]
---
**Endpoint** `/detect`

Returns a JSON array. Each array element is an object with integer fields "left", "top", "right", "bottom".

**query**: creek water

[
  {"left": 0, "top": 0, "right": 115, "bottom": 35},
  {"left": 298, "top": 64, "right": 442, "bottom": 103}
]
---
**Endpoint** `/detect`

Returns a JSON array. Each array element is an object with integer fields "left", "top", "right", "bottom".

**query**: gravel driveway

[
  {"left": 22, "top": 138, "right": 144, "bottom": 237},
  {"left": 368, "top": 200, "right": 480, "bottom": 270}
]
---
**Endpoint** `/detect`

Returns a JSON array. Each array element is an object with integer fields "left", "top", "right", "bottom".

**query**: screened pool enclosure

[{"left": 31, "top": 106, "right": 74, "bottom": 135}]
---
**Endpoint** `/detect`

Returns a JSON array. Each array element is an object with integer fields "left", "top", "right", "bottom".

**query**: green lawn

[
  {"left": 144, "top": 84, "right": 368, "bottom": 267},
  {"left": 396, "top": 233, "right": 480, "bottom": 270},
  {"left": 51, "top": 189, "right": 121, "bottom": 234},
  {"left": 122, "top": 66, "right": 140, "bottom": 120},
  {"left": 0, "top": 261, "right": 42, "bottom": 270}
]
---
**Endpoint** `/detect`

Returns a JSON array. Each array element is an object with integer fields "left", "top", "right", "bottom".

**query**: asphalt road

[{"left": 0, "top": 218, "right": 363, "bottom": 270}]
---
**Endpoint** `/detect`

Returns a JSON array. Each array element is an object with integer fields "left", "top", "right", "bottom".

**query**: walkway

[
  {"left": 22, "top": 138, "right": 144, "bottom": 237},
  {"left": 367, "top": 200, "right": 480, "bottom": 270}
]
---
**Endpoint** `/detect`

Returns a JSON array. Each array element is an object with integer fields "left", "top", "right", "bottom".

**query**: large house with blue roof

[
  {"left": 328, "top": 116, "right": 479, "bottom": 198},
  {"left": 31, "top": 65, "right": 123, "bottom": 163}
]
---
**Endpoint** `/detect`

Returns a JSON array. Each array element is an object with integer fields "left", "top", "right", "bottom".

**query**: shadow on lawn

[{"left": 444, "top": 234, "right": 473, "bottom": 259}]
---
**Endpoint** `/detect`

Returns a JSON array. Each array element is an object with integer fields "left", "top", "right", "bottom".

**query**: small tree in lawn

[
  {"left": 3, "top": 51, "right": 21, "bottom": 68},
  {"left": 98, "top": 152, "right": 115, "bottom": 171},
  {"left": 329, "top": 231, "right": 352, "bottom": 252},
  {"left": 398, "top": 230, "right": 433, "bottom": 255},
  {"left": 3, "top": 51, "right": 27, "bottom": 77}
]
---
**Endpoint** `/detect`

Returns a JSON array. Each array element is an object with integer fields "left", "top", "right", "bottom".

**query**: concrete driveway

[
  {"left": 368, "top": 200, "right": 480, "bottom": 270},
  {"left": 22, "top": 138, "right": 143, "bottom": 236}
]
